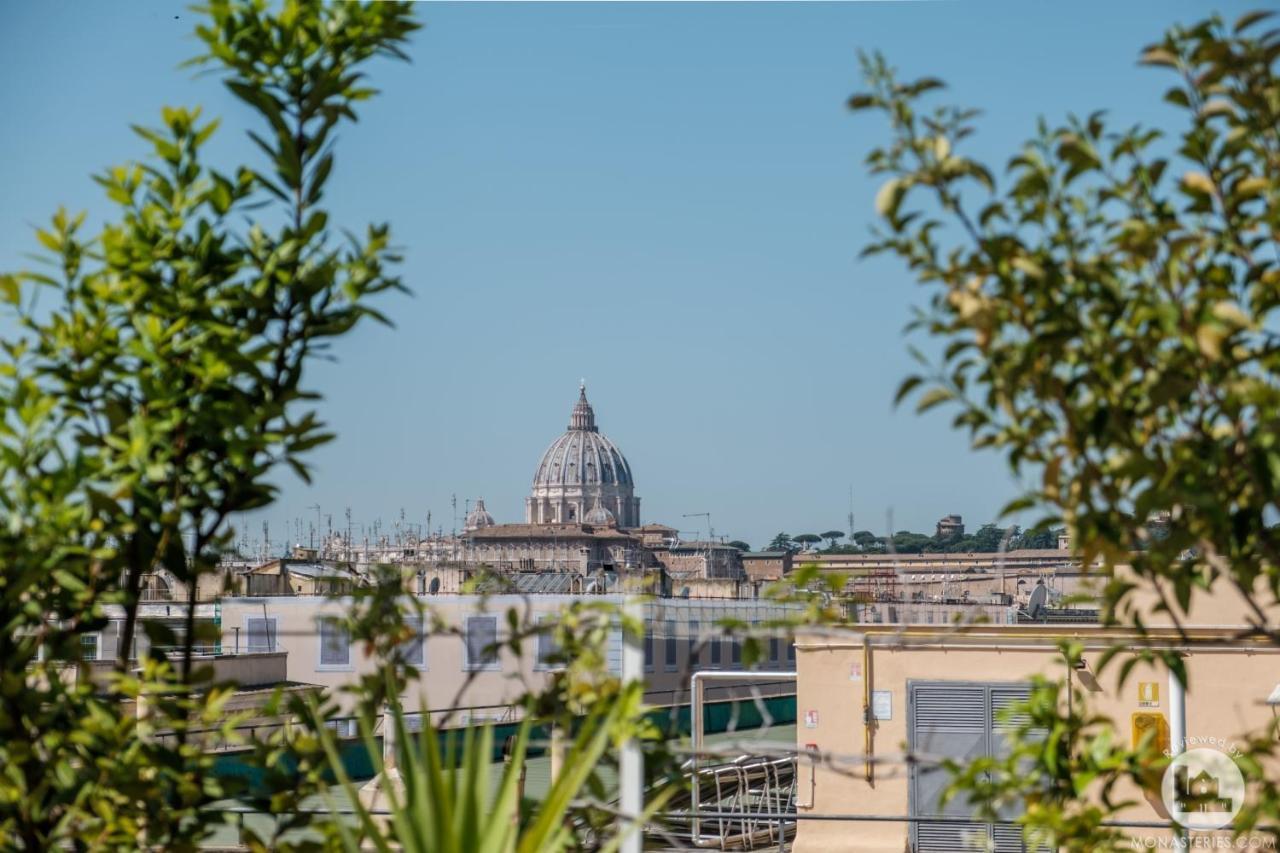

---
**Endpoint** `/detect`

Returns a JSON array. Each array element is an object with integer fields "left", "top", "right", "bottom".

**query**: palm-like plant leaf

[{"left": 311, "top": 681, "right": 656, "bottom": 852}]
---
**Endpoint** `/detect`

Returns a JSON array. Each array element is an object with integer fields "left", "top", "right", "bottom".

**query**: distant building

[
  {"left": 791, "top": 572, "right": 1280, "bottom": 852},
  {"left": 450, "top": 386, "right": 741, "bottom": 580},
  {"left": 220, "top": 590, "right": 801, "bottom": 725},
  {"left": 225, "top": 386, "right": 744, "bottom": 583},
  {"left": 742, "top": 551, "right": 794, "bottom": 582},
  {"left": 935, "top": 513, "right": 964, "bottom": 539}
]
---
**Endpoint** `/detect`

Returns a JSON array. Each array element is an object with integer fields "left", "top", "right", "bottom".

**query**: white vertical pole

[
  {"left": 1168, "top": 667, "right": 1185, "bottom": 757},
  {"left": 383, "top": 703, "right": 397, "bottom": 771},
  {"left": 1168, "top": 661, "right": 1187, "bottom": 848},
  {"left": 619, "top": 596, "right": 644, "bottom": 853},
  {"left": 691, "top": 671, "right": 704, "bottom": 845}
]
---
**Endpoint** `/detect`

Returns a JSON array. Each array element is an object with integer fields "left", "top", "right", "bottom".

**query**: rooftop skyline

[{"left": 1, "top": 0, "right": 1246, "bottom": 546}]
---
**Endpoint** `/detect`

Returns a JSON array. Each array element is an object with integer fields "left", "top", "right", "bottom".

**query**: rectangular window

[
  {"left": 770, "top": 636, "right": 780, "bottom": 664},
  {"left": 710, "top": 636, "right": 722, "bottom": 667},
  {"left": 465, "top": 616, "right": 498, "bottom": 671},
  {"left": 536, "top": 616, "right": 560, "bottom": 670},
  {"left": 731, "top": 636, "right": 741, "bottom": 665},
  {"left": 246, "top": 617, "right": 277, "bottom": 653},
  {"left": 664, "top": 619, "right": 677, "bottom": 671},
  {"left": 319, "top": 618, "right": 351, "bottom": 668},
  {"left": 80, "top": 633, "right": 100, "bottom": 661},
  {"left": 400, "top": 616, "right": 425, "bottom": 667},
  {"left": 688, "top": 620, "right": 700, "bottom": 671},
  {"left": 644, "top": 630, "right": 654, "bottom": 671},
  {"left": 786, "top": 639, "right": 795, "bottom": 663},
  {"left": 325, "top": 718, "right": 358, "bottom": 738}
]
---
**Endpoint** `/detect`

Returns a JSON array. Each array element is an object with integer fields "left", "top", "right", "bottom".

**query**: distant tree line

[{"left": 753, "top": 524, "right": 1063, "bottom": 555}]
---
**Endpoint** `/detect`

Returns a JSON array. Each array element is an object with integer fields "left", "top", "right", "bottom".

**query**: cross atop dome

[{"left": 569, "top": 383, "right": 597, "bottom": 432}]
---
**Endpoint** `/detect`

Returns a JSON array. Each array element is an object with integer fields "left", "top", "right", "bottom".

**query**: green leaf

[
  {"left": 1139, "top": 46, "right": 1179, "bottom": 68},
  {"left": 1234, "top": 10, "right": 1274, "bottom": 32},
  {"left": 915, "top": 385, "right": 955, "bottom": 413},
  {"left": 894, "top": 375, "right": 924, "bottom": 406},
  {"left": 1180, "top": 171, "right": 1215, "bottom": 196},
  {"left": 875, "top": 177, "right": 907, "bottom": 219}
]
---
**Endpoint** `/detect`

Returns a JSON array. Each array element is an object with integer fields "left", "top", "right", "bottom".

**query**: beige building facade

[
  {"left": 220, "top": 592, "right": 800, "bottom": 727},
  {"left": 792, "top": 574, "right": 1280, "bottom": 852}
]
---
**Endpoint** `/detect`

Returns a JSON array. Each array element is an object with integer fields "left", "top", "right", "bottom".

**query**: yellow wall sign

[
  {"left": 1138, "top": 682, "right": 1160, "bottom": 708},
  {"left": 1131, "top": 712, "right": 1169, "bottom": 753}
]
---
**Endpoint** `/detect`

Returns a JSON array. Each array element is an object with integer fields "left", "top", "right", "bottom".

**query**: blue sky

[{"left": 0, "top": 1, "right": 1251, "bottom": 549}]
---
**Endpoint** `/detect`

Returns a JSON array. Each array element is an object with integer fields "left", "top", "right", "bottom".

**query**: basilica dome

[
  {"left": 583, "top": 499, "right": 617, "bottom": 527},
  {"left": 526, "top": 386, "right": 641, "bottom": 527},
  {"left": 464, "top": 499, "right": 495, "bottom": 531}
]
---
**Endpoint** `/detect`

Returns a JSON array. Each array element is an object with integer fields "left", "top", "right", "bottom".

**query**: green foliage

[
  {"left": 725, "top": 539, "right": 752, "bottom": 552},
  {"left": 0, "top": 1, "right": 416, "bottom": 847},
  {"left": 791, "top": 533, "right": 822, "bottom": 549},
  {"left": 765, "top": 531, "right": 798, "bottom": 552},
  {"left": 316, "top": 679, "right": 666, "bottom": 853},
  {"left": 854, "top": 8, "right": 1280, "bottom": 848},
  {"left": 852, "top": 529, "right": 881, "bottom": 549}
]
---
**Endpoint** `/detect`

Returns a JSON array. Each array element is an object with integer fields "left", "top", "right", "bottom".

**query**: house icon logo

[{"left": 1161, "top": 748, "right": 1245, "bottom": 830}]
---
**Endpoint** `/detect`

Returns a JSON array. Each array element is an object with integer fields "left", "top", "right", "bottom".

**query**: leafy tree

[
  {"left": 880, "top": 530, "right": 929, "bottom": 554},
  {"left": 726, "top": 539, "right": 752, "bottom": 552},
  {"left": 1016, "top": 526, "right": 1062, "bottom": 550},
  {"left": 971, "top": 522, "right": 1014, "bottom": 553},
  {"left": 819, "top": 530, "right": 846, "bottom": 550},
  {"left": 766, "top": 531, "right": 797, "bottom": 552},
  {"left": 791, "top": 533, "right": 823, "bottom": 550},
  {"left": 853, "top": 8, "right": 1280, "bottom": 848},
  {"left": 0, "top": 1, "right": 417, "bottom": 847},
  {"left": 852, "top": 529, "right": 881, "bottom": 548}
]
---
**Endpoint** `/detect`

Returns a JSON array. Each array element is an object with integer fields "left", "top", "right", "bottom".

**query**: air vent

[
  {"left": 916, "top": 821, "right": 989, "bottom": 851},
  {"left": 913, "top": 686, "right": 985, "bottom": 730},
  {"left": 991, "top": 686, "right": 1033, "bottom": 728}
]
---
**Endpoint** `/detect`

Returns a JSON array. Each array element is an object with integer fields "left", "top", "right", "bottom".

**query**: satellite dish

[{"left": 1027, "top": 581, "right": 1049, "bottom": 619}]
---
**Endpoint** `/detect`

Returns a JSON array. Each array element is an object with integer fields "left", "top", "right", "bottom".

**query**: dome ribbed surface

[{"left": 532, "top": 387, "right": 633, "bottom": 489}]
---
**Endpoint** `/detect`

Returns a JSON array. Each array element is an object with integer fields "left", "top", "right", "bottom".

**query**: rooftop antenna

[
  {"left": 451, "top": 493, "right": 457, "bottom": 538},
  {"left": 682, "top": 512, "right": 714, "bottom": 566},
  {"left": 847, "top": 485, "right": 855, "bottom": 543},
  {"left": 886, "top": 506, "right": 902, "bottom": 599},
  {"left": 308, "top": 504, "right": 321, "bottom": 548}
]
